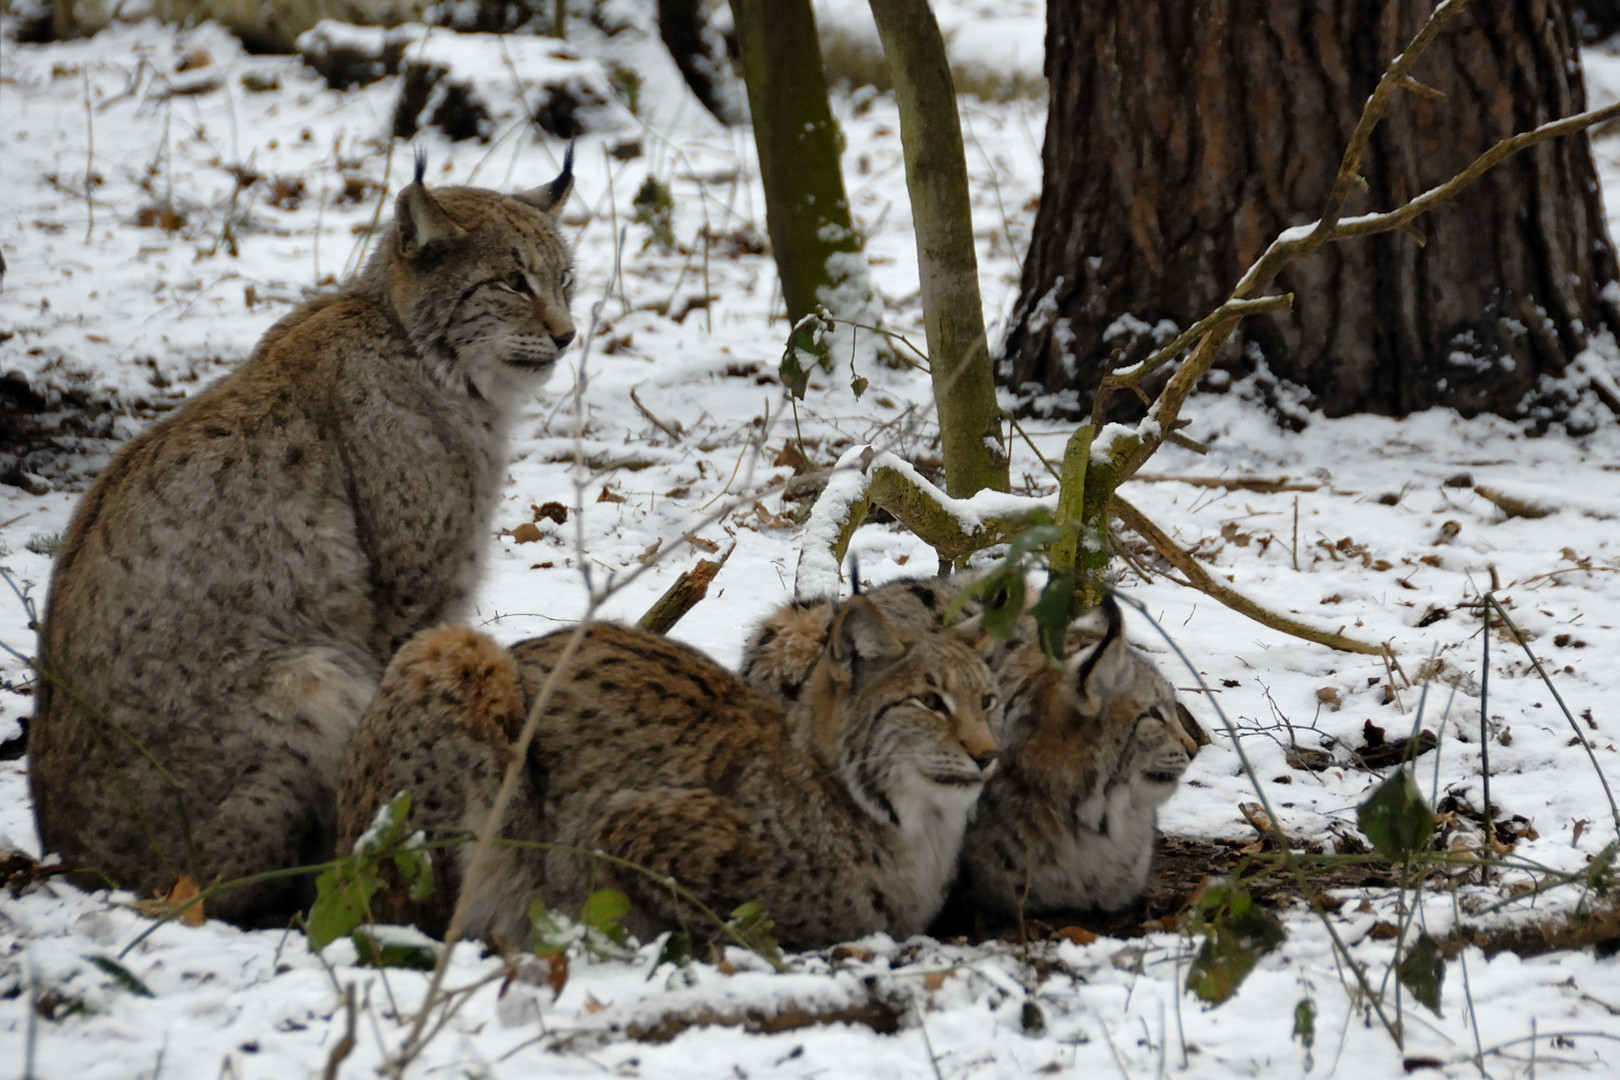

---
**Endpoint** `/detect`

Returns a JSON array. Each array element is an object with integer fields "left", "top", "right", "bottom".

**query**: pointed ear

[
  {"left": 515, "top": 142, "right": 574, "bottom": 217},
  {"left": 395, "top": 183, "right": 466, "bottom": 260},
  {"left": 828, "top": 595, "right": 906, "bottom": 671},
  {"left": 1069, "top": 596, "right": 1133, "bottom": 709}
]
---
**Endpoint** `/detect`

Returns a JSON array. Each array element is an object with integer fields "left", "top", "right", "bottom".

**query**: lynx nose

[
  {"left": 969, "top": 746, "right": 999, "bottom": 771},
  {"left": 552, "top": 329, "right": 576, "bottom": 349}
]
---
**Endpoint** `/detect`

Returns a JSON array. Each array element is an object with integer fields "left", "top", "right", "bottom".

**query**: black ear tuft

[
  {"left": 848, "top": 554, "right": 863, "bottom": 596},
  {"left": 545, "top": 140, "right": 574, "bottom": 205},
  {"left": 413, "top": 147, "right": 427, "bottom": 187}
]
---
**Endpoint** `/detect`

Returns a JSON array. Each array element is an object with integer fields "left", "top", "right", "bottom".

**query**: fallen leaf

[
  {"left": 922, "top": 971, "right": 951, "bottom": 992},
  {"left": 597, "top": 486, "right": 626, "bottom": 504},
  {"left": 532, "top": 502, "right": 568, "bottom": 525},
  {"left": 1053, "top": 926, "right": 1097, "bottom": 946},
  {"left": 165, "top": 875, "right": 205, "bottom": 926},
  {"left": 1316, "top": 687, "right": 1342, "bottom": 710},
  {"left": 511, "top": 523, "right": 541, "bottom": 544}
]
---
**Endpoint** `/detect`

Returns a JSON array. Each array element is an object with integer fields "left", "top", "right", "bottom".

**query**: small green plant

[
  {"left": 632, "top": 177, "right": 676, "bottom": 253},
  {"left": 25, "top": 532, "right": 62, "bottom": 557},
  {"left": 527, "top": 887, "right": 635, "bottom": 960},
  {"left": 306, "top": 793, "right": 434, "bottom": 951},
  {"left": 608, "top": 64, "right": 643, "bottom": 115},
  {"left": 1183, "top": 879, "right": 1287, "bottom": 1005}
]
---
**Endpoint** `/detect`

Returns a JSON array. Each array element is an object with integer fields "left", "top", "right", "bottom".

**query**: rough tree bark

[{"left": 1000, "top": 0, "right": 1620, "bottom": 427}]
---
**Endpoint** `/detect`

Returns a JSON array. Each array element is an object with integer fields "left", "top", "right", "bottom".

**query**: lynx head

[
  {"left": 367, "top": 147, "right": 577, "bottom": 400},
  {"left": 998, "top": 597, "right": 1199, "bottom": 810},
  {"left": 797, "top": 594, "right": 1001, "bottom": 831}
]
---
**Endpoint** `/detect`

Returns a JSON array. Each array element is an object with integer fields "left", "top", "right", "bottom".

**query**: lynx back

[{"left": 30, "top": 152, "right": 576, "bottom": 924}]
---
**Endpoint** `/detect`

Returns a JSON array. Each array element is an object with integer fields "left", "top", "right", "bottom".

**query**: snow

[{"left": 4, "top": 7, "right": 1620, "bottom": 1078}]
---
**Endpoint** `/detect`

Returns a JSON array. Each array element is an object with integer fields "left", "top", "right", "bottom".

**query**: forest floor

[{"left": 3, "top": 4, "right": 1620, "bottom": 1077}]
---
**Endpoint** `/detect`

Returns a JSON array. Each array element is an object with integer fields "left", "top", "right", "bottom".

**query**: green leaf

[
  {"left": 528, "top": 900, "right": 575, "bottom": 957},
  {"left": 1397, "top": 932, "right": 1445, "bottom": 1015},
  {"left": 85, "top": 954, "right": 153, "bottom": 998},
  {"left": 850, "top": 374, "right": 869, "bottom": 399},
  {"left": 1184, "top": 881, "right": 1287, "bottom": 1005},
  {"left": 351, "top": 930, "right": 437, "bottom": 971},
  {"left": 1357, "top": 769, "right": 1435, "bottom": 861},
  {"left": 307, "top": 859, "right": 376, "bottom": 951},
  {"left": 580, "top": 888, "right": 632, "bottom": 947},
  {"left": 725, "top": 901, "right": 784, "bottom": 970},
  {"left": 655, "top": 930, "right": 691, "bottom": 970},
  {"left": 1030, "top": 572, "right": 1079, "bottom": 662},
  {"left": 1292, "top": 997, "right": 1315, "bottom": 1048},
  {"left": 392, "top": 847, "right": 436, "bottom": 902}
]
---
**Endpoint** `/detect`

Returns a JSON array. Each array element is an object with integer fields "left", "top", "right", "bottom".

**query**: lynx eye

[
  {"left": 914, "top": 692, "right": 948, "bottom": 713},
  {"left": 506, "top": 272, "right": 533, "bottom": 295},
  {"left": 981, "top": 693, "right": 996, "bottom": 711},
  {"left": 560, "top": 268, "right": 576, "bottom": 291}
]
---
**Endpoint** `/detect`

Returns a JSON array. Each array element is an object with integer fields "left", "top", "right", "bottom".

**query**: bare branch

[{"left": 1112, "top": 495, "right": 1383, "bottom": 656}]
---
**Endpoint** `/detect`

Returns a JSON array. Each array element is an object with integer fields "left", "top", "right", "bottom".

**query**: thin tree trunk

[
  {"left": 1002, "top": 0, "right": 1620, "bottom": 429},
  {"left": 729, "top": 0, "right": 876, "bottom": 373},
  {"left": 867, "top": 0, "right": 1009, "bottom": 496}
]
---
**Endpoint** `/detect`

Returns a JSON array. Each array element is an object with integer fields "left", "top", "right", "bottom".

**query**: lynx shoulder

[
  {"left": 29, "top": 152, "right": 577, "bottom": 924},
  {"left": 338, "top": 598, "right": 1001, "bottom": 950},
  {"left": 741, "top": 579, "right": 1202, "bottom": 922}
]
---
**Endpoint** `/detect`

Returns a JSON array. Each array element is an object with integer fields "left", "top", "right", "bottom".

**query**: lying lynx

[
  {"left": 29, "top": 152, "right": 576, "bottom": 924},
  {"left": 740, "top": 579, "right": 1200, "bottom": 921},
  {"left": 337, "top": 597, "right": 1001, "bottom": 950}
]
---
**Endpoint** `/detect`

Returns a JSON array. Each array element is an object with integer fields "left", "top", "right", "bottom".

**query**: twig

[
  {"left": 629, "top": 384, "right": 683, "bottom": 439},
  {"left": 1111, "top": 495, "right": 1382, "bottom": 654},
  {"left": 321, "top": 984, "right": 356, "bottom": 1080},
  {"left": 1131, "top": 474, "right": 1321, "bottom": 494}
]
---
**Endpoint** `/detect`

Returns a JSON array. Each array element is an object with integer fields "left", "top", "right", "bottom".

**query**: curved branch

[{"left": 1112, "top": 495, "right": 1384, "bottom": 656}]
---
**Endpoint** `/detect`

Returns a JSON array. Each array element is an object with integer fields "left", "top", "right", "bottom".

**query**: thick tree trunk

[{"left": 1001, "top": 0, "right": 1620, "bottom": 427}]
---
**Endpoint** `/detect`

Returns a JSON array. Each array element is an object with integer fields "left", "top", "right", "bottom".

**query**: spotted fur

[
  {"left": 30, "top": 156, "right": 576, "bottom": 924},
  {"left": 739, "top": 577, "right": 1200, "bottom": 921},
  {"left": 338, "top": 596, "right": 1001, "bottom": 949}
]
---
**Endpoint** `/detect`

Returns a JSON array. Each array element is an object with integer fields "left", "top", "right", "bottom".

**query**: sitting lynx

[
  {"left": 29, "top": 151, "right": 577, "bottom": 924},
  {"left": 740, "top": 579, "right": 1200, "bottom": 922},
  {"left": 337, "top": 597, "right": 1001, "bottom": 950}
]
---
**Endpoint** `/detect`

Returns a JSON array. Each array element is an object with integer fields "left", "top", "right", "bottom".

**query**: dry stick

[
  {"left": 1112, "top": 495, "right": 1382, "bottom": 655},
  {"left": 637, "top": 545, "right": 734, "bottom": 635},
  {"left": 629, "top": 384, "right": 683, "bottom": 439},
  {"left": 1130, "top": 474, "right": 1321, "bottom": 494},
  {"left": 322, "top": 984, "right": 356, "bottom": 1080}
]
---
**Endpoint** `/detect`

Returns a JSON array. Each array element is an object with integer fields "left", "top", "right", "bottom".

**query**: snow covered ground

[{"left": 3, "top": 5, "right": 1620, "bottom": 1077}]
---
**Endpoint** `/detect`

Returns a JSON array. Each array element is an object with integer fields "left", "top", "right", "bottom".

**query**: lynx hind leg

[
  {"left": 582, "top": 789, "right": 774, "bottom": 947},
  {"left": 337, "top": 625, "right": 536, "bottom": 939}
]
